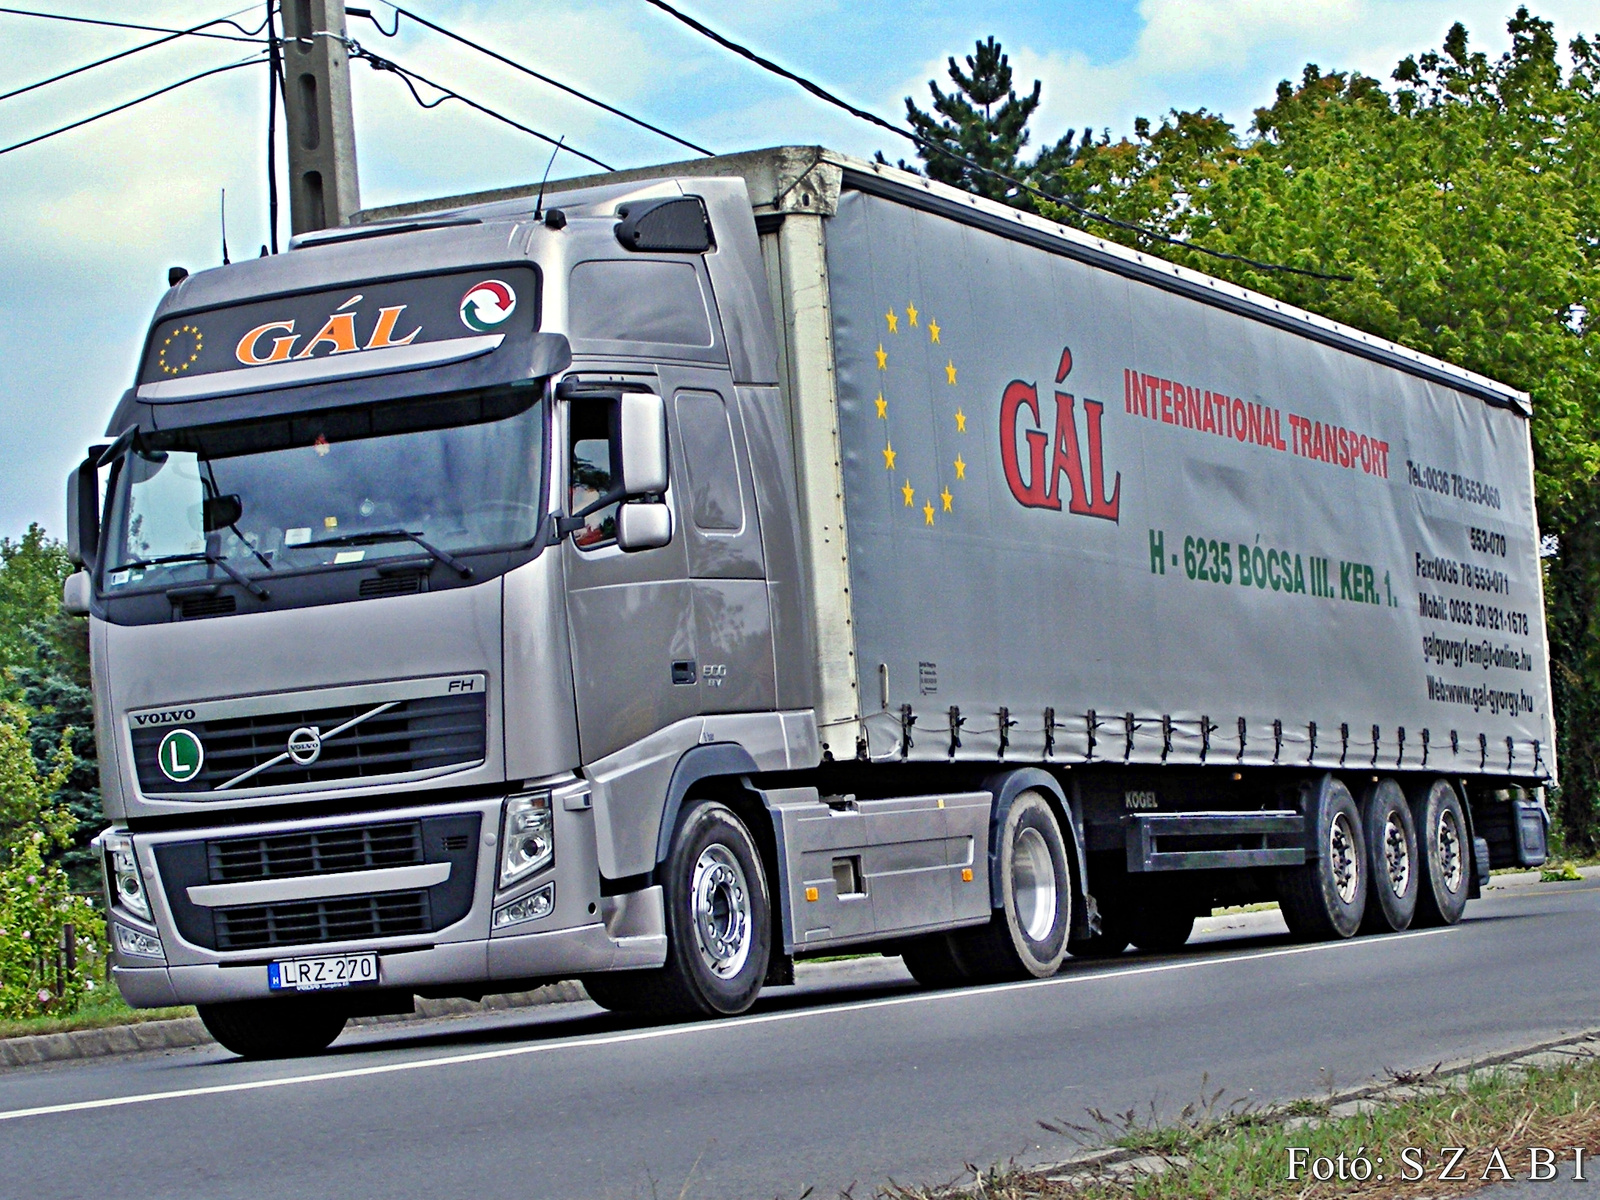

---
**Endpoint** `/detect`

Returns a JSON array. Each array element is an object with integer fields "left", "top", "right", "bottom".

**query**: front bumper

[{"left": 108, "top": 789, "right": 667, "bottom": 1007}]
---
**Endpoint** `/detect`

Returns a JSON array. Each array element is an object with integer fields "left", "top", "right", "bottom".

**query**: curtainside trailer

[{"left": 65, "top": 146, "right": 1553, "bottom": 1057}]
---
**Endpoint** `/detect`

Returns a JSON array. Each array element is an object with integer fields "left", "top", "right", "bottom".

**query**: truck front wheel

[
  {"left": 1410, "top": 779, "right": 1470, "bottom": 927},
  {"left": 592, "top": 801, "right": 771, "bottom": 1019},
  {"left": 948, "top": 790, "right": 1072, "bottom": 982},
  {"left": 1277, "top": 775, "right": 1368, "bottom": 940},
  {"left": 197, "top": 998, "right": 348, "bottom": 1059}
]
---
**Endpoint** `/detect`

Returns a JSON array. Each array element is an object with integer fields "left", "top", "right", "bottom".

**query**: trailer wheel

[
  {"left": 196, "top": 998, "right": 347, "bottom": 1059},
  {"left": 597, "top": 801, "right": 771, "bottom": 1019},
  {"left": 900, "top": 934, "right": 969, "bottom": 988},
  {"left": 1359, "top": 779, "right": 1418, "bottom": 933},
  {"left": 1410, "top": 779, "right": 1470, "bottom": 927},
  {"left": 949, "top": 790, "right": 1072, "bottom": 981},
  {"left": 1277, "top": 775, "right": 1367, "bottom": 940}
]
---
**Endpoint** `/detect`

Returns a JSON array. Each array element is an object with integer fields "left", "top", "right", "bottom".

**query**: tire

[
  {"left": 1125, "top": 907, "right": 1195, "bottom": 953},
  {"left": 594, "top": 801, "right": 771, "bottom": 1019},
  {"left": 197, "top": 998, "right": 347, "bottom": 1059},
  {"left": 1410, "top": 778, "right": 1470, "bottom": 927},
  {"left": 1277, "top": 774, "right": 1367, "bottom": 940},
  {"left": 900, "top": 934, "right": 969, "bottom": 988},
  {"left": 1359, "top": 778, "right": 1419, "bottom": 933},
  {"left": 948, "top": 790, "right": 1072, "bottom": 982}
]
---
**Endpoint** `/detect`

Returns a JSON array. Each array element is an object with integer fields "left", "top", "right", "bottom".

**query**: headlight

[
  {"left": 104, "top": 835, "right": 151, "bottom": 922},
  {"left": 499, "top": 792, "right": 554, "bottom": 888}
]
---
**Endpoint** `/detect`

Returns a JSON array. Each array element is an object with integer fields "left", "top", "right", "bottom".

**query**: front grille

[
  {"left": 207, "top": 822, "right": 423, "bottom": 882},
  {"left": 179, "top": 594, "right": 236, "bottom": 619},
  {"left": 214, "top": 890, "right": 432, "bottom": 950},
  {"left": 131, "top": 691, "right": 487, "bottom": 794}
]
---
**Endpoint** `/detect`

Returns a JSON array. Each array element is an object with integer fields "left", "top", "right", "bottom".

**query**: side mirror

[
  {"left": 617, "top": 392, "right": 669, "bottom": 496},
  {"left": 616, "top": 503, "right": 672, "bottom": 552},
  {"left": 65, "top": 457, "right": 101, "bottom": 568},
  {"left": 63, "top": 571, "right": 91, "bottom": 616}
]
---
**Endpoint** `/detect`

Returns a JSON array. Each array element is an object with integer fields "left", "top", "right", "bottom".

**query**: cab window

[{"left": 567, "top": 404, "right": 617, "bottom": 549}]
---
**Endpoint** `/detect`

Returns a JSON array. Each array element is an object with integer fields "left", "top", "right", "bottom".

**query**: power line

[
  {"left": 0, "top": 54, "right": 267, "bottom": 157},
  {"left": 352, "top": 4, "right": 714, "bottom": 157},
  {"left": 350, "top": 46, "right": 614, "bottom": 171},
  {"left": 0, "top": 9, "right": 269, "bottom": 105},
  {"left": 0, "top": 6, "right": 267, "bottom": 41},
  {"left": 642, "top": 0, "right": 1354, "bottom": 283}
]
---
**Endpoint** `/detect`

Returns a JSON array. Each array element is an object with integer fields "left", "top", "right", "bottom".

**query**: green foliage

[
  {"left": 0, "top": 703, "right": 104, "bottom": 1019},
  {"left": 0, "top": 525, "right": 73, "bottom": 692},
  {"left": 914, "top": 10, "right": 1600, "bottom": 847}
]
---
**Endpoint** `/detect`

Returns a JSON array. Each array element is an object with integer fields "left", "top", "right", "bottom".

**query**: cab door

[
  {"left": 560, "top": 371, "right": 700, "bottom": 762},
  {"left": 660, "top": 364, "right": 776, "bottom": 715}
]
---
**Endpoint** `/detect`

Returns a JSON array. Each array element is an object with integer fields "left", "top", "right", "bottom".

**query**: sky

[{"left": 1, "top": 0, "right": 1596, "bottom": 541}]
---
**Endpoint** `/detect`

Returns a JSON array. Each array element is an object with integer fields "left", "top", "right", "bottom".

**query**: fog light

[
  {"left": 493, "top": 883, "right": 555, "bottom": 929},
  {"left": 114, "top": 923, "right": 163, "bottom": 959},
  {"left": 499, "top": 792, "right": 554, "bottom": 888}
]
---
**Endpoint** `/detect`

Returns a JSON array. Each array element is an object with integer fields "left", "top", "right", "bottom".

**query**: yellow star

[
  {"left": 901, "top": 479, "right": 915, "bottom": 506},
  {"left": 885, "top": 310, "right": 899, "bottom": 334},
  {"left": 906, "top": 302, "right": 919, "bottom": 327},
  {"left": 923, "top": 500, "right": 935, "bottom": 526},
  {"left": 875, "top": 343, "right": 887, "bottom": 370},
  {"left": 954, "top": 408, "right": 967, "bottom": 432},
  {"left": 882, "top": 442, "right": 896, "bottom": 471},
  {"left": 929, "top": 319, "right": 941, "bottom": 344},
  {"left": 940, "top": 486, "right": 953, "bottom": 512},
  {"left": 875, "top": 392, "right": 887, "bottom": 418},
  {"left": 945, "top": 360, "right": 957, "bottom": 385},
  {"left": 954, "top": 454, "right": 967, "bottom": 479}
]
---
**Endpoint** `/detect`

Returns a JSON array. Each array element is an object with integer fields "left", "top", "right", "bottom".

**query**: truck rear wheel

[
  {"left": 1359, "top": 779, "right": 1418, "bottom": 933},
  {"left": 1277, "top": 775, "right": 1367, "bottom": 940},
  {"left": 1126, "top": 908, "right": 1195, "bottom": 952},
  {"left": 899, "top": 934, "right": 969, "bottom": 987},
  {"left": 197, "top": 998, "right": 348, "bottom": 1059},
  {"left": 595, "top": 801, "right": 771, "bottom": 1019},
  {"left": 948, "top": 790, "right": 1072, "bottom": 982},
  {"left": 1410, "top": 779, "right": 1470, "bottom": 927}
]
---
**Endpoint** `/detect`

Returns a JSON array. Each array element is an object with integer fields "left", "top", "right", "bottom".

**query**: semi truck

[{"left": 65, "top": 146, "right": 1555, "bottom": 1058}]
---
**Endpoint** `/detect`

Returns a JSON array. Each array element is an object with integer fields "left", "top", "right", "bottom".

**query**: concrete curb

[{"left": 0, "top": 980, "right": 589, "bottom": 1070}]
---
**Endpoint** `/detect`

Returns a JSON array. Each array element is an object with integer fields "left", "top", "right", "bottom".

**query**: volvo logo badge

[{"left": 286, "top": 726, "right": 323, "bottom": 766}]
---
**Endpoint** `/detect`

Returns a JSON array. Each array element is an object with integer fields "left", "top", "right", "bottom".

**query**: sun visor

[{"left": 116, "top": 266, "right": 568, "bottom": 433}]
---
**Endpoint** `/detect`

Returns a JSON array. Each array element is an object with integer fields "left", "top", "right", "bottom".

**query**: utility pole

[{"left": 279, "top": 0, "right": 361, "bottom": 232}]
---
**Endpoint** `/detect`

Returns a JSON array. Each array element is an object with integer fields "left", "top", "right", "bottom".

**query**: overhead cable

[
  {"left": 0, "top": 8, "right": 269, "bottom": 105},
  {"left": 350, "top": 46, "right": 614, "bottom": 171},
  {"left": 642, "top": 0, "right": 1353, "bottom": 282},
  {"left": 0, "top": 6, "right": 267, "bottom": 41},
  {"left": 352, "top": 4, "right": 714, "bottom": 157},
  {"left": 0, "top": 54, "right": 266, "bottom": 157}
]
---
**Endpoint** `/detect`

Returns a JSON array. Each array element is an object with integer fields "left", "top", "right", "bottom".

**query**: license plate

[{"left": 267, "top": 952, "right": 378, "bottom": 992}]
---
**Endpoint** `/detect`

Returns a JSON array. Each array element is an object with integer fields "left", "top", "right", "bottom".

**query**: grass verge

[
  {"left": 887, "top": 1048, "right": 1600, "bottom": 1198},
  {"left": 0, "top": 988, "right": 193, "bottom": 1040}
]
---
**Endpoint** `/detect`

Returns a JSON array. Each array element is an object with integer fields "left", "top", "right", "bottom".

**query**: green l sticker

[{"left": 157, "top": 728, "right": 204, "bottom": 783}]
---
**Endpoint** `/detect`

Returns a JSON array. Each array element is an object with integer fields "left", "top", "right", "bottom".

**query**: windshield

[{"left": 102, "top": 386, "right": 545, "bottom": 591}]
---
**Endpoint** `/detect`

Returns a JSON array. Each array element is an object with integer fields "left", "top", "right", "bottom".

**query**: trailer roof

[{"left": 357, "top": 146, "right": 1531, "bottom": 417}]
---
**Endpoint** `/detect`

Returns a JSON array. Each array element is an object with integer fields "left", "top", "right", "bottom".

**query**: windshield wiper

[
  {"left": 303, "top": 529, "right": 474, "bottom": 578},
  {"left": 108, "top": 553, "right": 271, "bottom": 600}
]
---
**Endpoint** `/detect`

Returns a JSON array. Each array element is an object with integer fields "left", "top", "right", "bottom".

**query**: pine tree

[{"left": 904, "top": 37, "right": 1043, "bottom": 205}]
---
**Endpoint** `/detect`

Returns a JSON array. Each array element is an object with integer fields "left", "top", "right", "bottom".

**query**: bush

[{"left": 0, "top": 703, "right": 104, "bottom": 1019}]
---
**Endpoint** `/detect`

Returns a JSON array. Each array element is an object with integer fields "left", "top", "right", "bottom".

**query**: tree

[{"left": 0, "top": 525, "right": 72, "bottom": 692}]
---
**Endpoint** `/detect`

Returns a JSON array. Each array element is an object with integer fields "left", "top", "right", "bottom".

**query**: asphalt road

[{"left": 2, "top": 875, "right": 1597, "bottom": 1200}]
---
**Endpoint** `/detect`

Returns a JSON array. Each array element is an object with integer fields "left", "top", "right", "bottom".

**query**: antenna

[
  {"left": 220, "top": 187, "right": 230, "bottom": 265},
  {"left": 533, "top": 136, "right": 565, "bottom": 221}
]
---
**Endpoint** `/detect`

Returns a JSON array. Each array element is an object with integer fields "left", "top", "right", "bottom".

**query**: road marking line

[{"left": 0, "top": 927, "right": 1450, "bottom": 1123}]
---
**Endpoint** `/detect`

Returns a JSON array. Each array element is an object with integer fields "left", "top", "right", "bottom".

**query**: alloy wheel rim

[
  {"left": 1328, "top": 812, "right": 1360, "bottom": 905},
  {"left": 1012, "top": 826, "right": 1057, "bottom": 942},
  {"left": 1383, "top": 812, "right": 1411, "bottom": 897},
  {"left": 691, "top": 844, "right": 752, "bottom": 979},
  {"left": 1437, "top": 808, "right": 1464, "bottom": 893}
]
